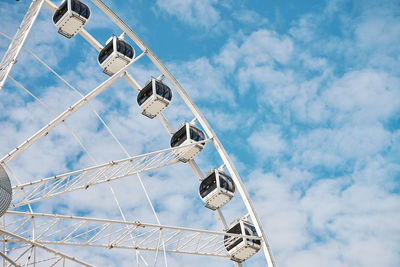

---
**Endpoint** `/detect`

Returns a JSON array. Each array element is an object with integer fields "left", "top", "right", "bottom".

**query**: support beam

[
  {"left": 0, "top": 250, "right": 20, "bottom": 267},
  {"left": 0, "top": 0, "right": 44, "bottom": 90},
  {"left": 44, "top": 0, "right": 104, "bottom": 51},
  {"left": 88, "top": 1, "right": 276, "bottom": 265},
  {"left": 11, "top": 140, "right": 210, "bottom": 208},
  {"left": 187, "top": 160, "right": 228, "bottom": 229},
  {"left": 0, "top": 229, "right": 92, "bottom": 266},
  {"left": 0, "top": 52, "right": 145, "bottom": 166},
  {"left": 2, "top": 1, "right": 274, "bottom": 265},
  {"left": 3, "top": 211, "right": 260, "bottom": 258}
]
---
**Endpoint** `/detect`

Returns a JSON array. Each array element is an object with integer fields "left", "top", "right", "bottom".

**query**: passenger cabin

[
  {"left": 53, "top": 0, "right": 90, "bottom": 38},
  {"left": 137, "top": 78, "right": 172, "bottom": 118},
  {"left": 170, "top": 123, "right": 205, "bottom": 162},
  {"left": 98, "top": 36, "right": 135, "bottom": 76},
  {"left": 224, "top": 219, "right": 261, "bottom": 262},
  {"left": 199, "top": 169, "right": 235, "bottom": 210}
]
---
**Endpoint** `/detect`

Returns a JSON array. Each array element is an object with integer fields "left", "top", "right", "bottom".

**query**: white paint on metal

[
  {"left": 0, "top": 0, "right": 44, "bottom": 90},
  {"left": 88, "top": 0, "right": 276, "bottom": 265},
  {"left": 0, "top": 228, "right": 93, "bottom": 266},
  {"left": 11, "top": 140, "right": 210, "bottom": 208},
  {"left": 0, "top": 51, "right": 145, "bottom": 166},
  {"left": 4, "top": 211, "right": 261, "bottom": 258},
  {"left": 0, "top": 250, "right": 20, "bottom": 267},
  {"left": 0, "top": 0, "right": 275, "bottom": 265}
]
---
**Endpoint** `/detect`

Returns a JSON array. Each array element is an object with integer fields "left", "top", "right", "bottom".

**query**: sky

[{"left": 0, "top": 0, "right": 399, "bottom": 266}]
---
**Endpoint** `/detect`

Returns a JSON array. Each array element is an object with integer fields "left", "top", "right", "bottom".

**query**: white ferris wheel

[{"left": 0, "top": 0, "right": 276, "bottom": 266}]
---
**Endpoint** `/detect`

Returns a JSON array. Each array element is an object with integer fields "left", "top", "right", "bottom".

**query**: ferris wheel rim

[
  {"left": 85, "top": 0, "right": 276, "bottom": 264},
  {"left": 0, "top": 0, "right": 275, "bottom": 266}
]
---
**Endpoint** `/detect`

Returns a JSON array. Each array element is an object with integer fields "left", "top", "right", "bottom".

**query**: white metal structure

[
  {"left": 137, "top": 77, "right": 172, "bottom": 119},
  {"left": 52, "top": 0, "right": 91, "bottom": 38},
  {"left": 170, "top": 122, "right": 206, "bottom": 162},
  {"left": 98, "top": 35, "right": 135, "bottom": 76},
  {"left": 11, "top": 141, "right": 210, "bottom": 209},
  {"left": 199, "top": 169, "right": 235, "bottom": 210},
  {"left": 0, "top": 0, "right": 277, "bottom": 266},
  {"left": 224, "top": 219, "right": 262, "bottom": 263},
  {"left": 0, "top": 0, "right": 43, "bottom": 90}
]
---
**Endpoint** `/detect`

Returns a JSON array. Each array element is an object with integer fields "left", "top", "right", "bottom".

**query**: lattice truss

[
  {"left": 10, "top": 140, "right": 210, "bottom": 209},
  {"left": 0, "top": 0, "right": 276, "bottom": 266},
  {"left": 1, "top": 212, "right": 260, "bottom": 262},
  {"left": 0, "top": 0, "right": 44, "bottom": 89},
  {"left": 0, "top": 229, "right": 92, "bottom": 267}
]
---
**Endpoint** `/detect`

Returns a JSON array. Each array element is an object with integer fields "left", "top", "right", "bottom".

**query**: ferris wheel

[{"left": 0, "top": 0, "right": 276, "bottom": 266}]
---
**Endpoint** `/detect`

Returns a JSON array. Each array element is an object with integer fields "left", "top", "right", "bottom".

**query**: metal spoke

[
  {"left": 87, "top": 0, "right": 275, "bottom": 265},
  {"left": 0, "top": 0, "right": 274, "bottom": 265},
  {"left": 0, "top": 51, "right": 145, "bottom": 166},
  {"left": 11, "top": 140, "right": 210, "bottom": 208},
  {"left": 0, "top": 0, "right": 44, "bottom": 90},
  {"left": 0, "top": 229, "right": 92, "bottom": 266},
  {"left": 2, "top": 212, "right": 259, "bottom": 258}
]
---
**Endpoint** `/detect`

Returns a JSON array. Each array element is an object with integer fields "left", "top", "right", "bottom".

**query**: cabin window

[
  {"left": 224, "top": 223, "right": 243, "bottom": 251},
  {"left": 244, "top": 223, "right": 261, "bottom": 245},
  {"left": 219, "top": 176, "right": 228, "bottom": 190},
  {"left": 71, "top": 0, "right": 90, "bottom": 19},
  {"left": 155, "top": 82, "right": 172, "bottom": 100},
  {"left": 220, "top": 173, "right": 234, "bottom": 192},
  {"left": 117, "top": 40, "right": 134, "bottom": 59},
  {"left": 98, "top": 40, "right": 114, "bottom": 64},
  {"left": 137, "top": 82, "right": 153, "bottom": 105},
  {"left": 190, "top": 127, "right": 205, "bottom": 142},
  {"left": 171, "top": 126, "right": 187, "bottom": 147},
  {"left": 53, "top": 1, "right": 68, "bottom": 24},
  {"left": 199, "top": 172, "right": 217, "bottom": 198}
]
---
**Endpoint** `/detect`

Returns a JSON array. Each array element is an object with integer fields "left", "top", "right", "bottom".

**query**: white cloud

[
  {"left": 289, "top": 15, "right": 318, "bottom": 43},
  {"left": 248, "top": 125, "right": 287, "bottom": 158},
  {"left": 323, "top": 70, "right": 400, "bottom": 125},
  {"left": 155, "top": 0, "right": 220, "bottom": 29},
  {"left": 213, "top": 39, "right": 241, "bottom": 73},
  {"left": 168, "top": 57, "right": 235, "bottom": 104},
  {"left": 246, "top": 161, "right": 400, "bottom": 267},
  {"left": 232, "top": 9, "right": 269, "bottom": 26},
  {"left": 203, "top": 108, "right": 254, "bottom": 132},
  {"left": 240, "top": 30, "right": 294, "bottom": 66},
  {"left": 1, "top": 0, "right": 400, "bottom": 265},
  {"left": 292, "top": 124, "right": 391, "bottom": 169},
  {"left": 214, "top": 29, "right": 294, "bottom": 96}
]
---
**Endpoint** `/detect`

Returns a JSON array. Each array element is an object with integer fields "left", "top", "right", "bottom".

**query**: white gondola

[
  {"left": 0, "top": 166, "right": 12, "bottom": 217},
  {"left": 137, "top": 78, "right": 172, "bottom": 118},
  {"left": 224, "top": 219, "right": 261, "bottom": 262},
  {"left": 98, "top": 36, "right": 135, "bottom": 76},
  {"left": 199, "top": 169, "right": 235, "bottom": 210},
  {"left": 170, "top": 122, "right": 205, "bottom": 162},
  {"left": 52, "top": 0, "right": 90, "bottom": 38}
]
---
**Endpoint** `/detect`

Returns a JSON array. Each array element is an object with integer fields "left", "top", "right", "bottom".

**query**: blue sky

[{"left": 0, "top": 0, "right": 400, "bottom": 266}]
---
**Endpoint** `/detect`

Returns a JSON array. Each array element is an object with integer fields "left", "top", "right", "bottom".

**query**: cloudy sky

[{"left": 0, "top": 0, "right": 399, "bottom": 266}]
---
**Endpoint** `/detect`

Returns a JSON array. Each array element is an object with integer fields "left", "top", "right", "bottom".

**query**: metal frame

[
  {"left": 11, "top": 140, "right": 210, "bottom": 209},
  {"left": 0, "top": 228, "right": 93, "bottom": 266},
  {"left": 170, "top": 122, "right": 206, "bottom": 163},
  {"left": 0, "top": 0, "right": 44, "bottom": 90},
  {"left": 2, "top": 211, "right": 262, "bottom": 260},
  {"left": 225, "top": 219, "right": 262, "bottom": 262},
  {"left": 53, "top": 0, "right": 91, "bottom": 38},
  {"left": 98, "top": 36, "right": 135, "bottom": 76},
  {"left": 138, "top": 77, "right": 171, "bottom": 119},
  {"left": 199, "top": 169, "right": 235, "bottom": 211},
  {"left": 0, "top": 0, "right": 276, "bottom": 266},
  {"left": 0, "top": 50, "right": 145, "bottom": 165},
  {"left": 84, "top": 1, "right": 275, "bottom": 265}
]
